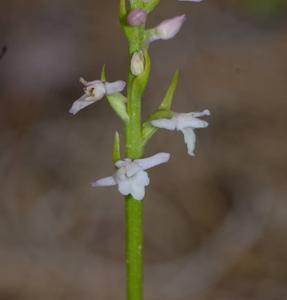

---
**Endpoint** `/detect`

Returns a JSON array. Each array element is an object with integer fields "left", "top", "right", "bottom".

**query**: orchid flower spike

[
  {"left": 69, "top": 77, "right": 126, "bottom": 115},
  {"left": 92, "top": 153, "right": 171, "bottom": 200},
  {"left": 147, "top": 15, "right": 186, "bottom": 45},
  {"left": 151, "top": 110, "right": 210, "bottom": 156}
]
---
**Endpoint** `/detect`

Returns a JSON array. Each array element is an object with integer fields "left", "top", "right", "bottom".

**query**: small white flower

[
  {"left": 92, "top": 153, "right": 171, "bottom": 200},
  {"left": 151, "top": 110, "right": 210, "bottom": 156},
  {"left": 69, "top": 77, "right": 126, "bottom": 115}
]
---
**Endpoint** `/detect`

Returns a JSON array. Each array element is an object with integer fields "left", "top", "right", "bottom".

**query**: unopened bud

[
  {"left": 131, "top": 51, "right": 145, "bottom": 76},
  {"left": 127, "top": 9, "right": 147, "bottom": 26},
  {"left": 156, "top": 15, "right": 186, "bottom": 40}
]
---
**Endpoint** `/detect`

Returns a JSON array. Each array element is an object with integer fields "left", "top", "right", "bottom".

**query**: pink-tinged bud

[
  {"left": 156, "top": 15, "right": 186, "bottom": 40},
  {"left": 127, "top": 9, "right": 147, "bottom": 26}
]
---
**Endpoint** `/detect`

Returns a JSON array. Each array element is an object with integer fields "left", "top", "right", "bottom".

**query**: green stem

[
  {"left": 120, "top": 1, "right": 153, "bottom": 299},
  {"left": 125, "top": 195, "right": 144, "bottom": 300},
  {"left": 124, "top": 65, "right": 145, "bottom": 300},
  {"left": 124, "top": 20, "right": 145, "bottom": 300}
]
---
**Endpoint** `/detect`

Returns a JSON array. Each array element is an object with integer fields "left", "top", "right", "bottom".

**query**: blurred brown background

[{"left": 1, "top": 0, "right": 287, "bottom": 299}]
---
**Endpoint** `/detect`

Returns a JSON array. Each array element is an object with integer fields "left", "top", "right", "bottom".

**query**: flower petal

[
  {"left": 135, "top": 153, "right": 171, "bottom": 170},
  {"left": 105, "top": 81, "right": 126, "bottom": 95},
  {"left": 130, "top": 171, "right": 149, "bottom": 200},
  {"left": 118, "top": 179, "right": 132, "bottom": 196},
  {"left": 176, "top": 114, "right": 209, "bottom": 129},
  {"left": 181, "top": 127, "right": 196, "bottom": 156},
  {"left": 135, "top": 170, "right": 150, "bottom": 186},
  {"left": 91, "top": 176, "right": 116, "bottom": 187},
  {"left": 126, "top": 162, "right": 142, "bottom": 177},
  {"left": 115, "top": 159, "right": 131, "bottom": 169},
  {"left": 150, "top": 118, "right": 177, "bottom": 130},
  {"left": 187, "top": 109, "right": 210, "bottom": 118},
  {"left": 131, "top": 183, "right": 146, "bottom": 200},
  {"left": 80, "top": 77, "right": 102, "bottom": 87},
  {"left": 69, "top": 95, "right": 97, "bottom": 115}
]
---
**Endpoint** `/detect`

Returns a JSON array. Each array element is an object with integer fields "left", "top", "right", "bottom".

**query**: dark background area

[{"left": 1, "top": 0, "right": 287, "bottom": 299}]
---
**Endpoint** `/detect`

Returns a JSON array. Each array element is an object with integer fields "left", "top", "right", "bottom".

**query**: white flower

[
  {"left": 69, "top": 77, "right": 126, "bottom": 115},
  {"left": 91, "top": 152, "right": 171, "bottom": 200},
  {"left": 147, "top": 15, "right": 186, "bottom": 44},
  {"left": 151, "top": 110, "right": 210, "bottom": 156}
]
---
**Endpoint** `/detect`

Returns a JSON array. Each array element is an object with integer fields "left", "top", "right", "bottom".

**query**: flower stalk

[
  {"left": 69, "top": 1, "right": 209, "bottom": 299},
  {"left": 122, "top": 1, "right": 147, "bottom": 299}
]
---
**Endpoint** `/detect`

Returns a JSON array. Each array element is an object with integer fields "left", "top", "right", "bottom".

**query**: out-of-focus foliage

[{"left": 243, "top": 0, "right": 287, "bottom": 16}]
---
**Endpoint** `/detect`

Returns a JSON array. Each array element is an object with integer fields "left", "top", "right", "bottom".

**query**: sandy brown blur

[{"left": 1, "top": 0, "right": 287, "bottom": 299}]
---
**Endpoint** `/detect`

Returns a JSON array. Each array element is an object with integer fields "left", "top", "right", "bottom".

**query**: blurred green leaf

[{"left": 243, "top": 0, "right": 287, "bottom": 16}]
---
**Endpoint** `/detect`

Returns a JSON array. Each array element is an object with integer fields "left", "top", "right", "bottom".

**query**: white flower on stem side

[
  {"left": 91, "top": 153, "right": 171, "bottom": 200},
  {"left": 69, "top": 77, "right": 126, "bottom": 115},
  {"left": 151, "top": 110, "right": 210, "bottom": 156},
  {"left": 147, "top": 15, "right": 186, "bottom": 44}
]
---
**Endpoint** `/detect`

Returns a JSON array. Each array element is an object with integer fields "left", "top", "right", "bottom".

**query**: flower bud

[
  {"left": 131, "top": 51, "right": 145, "bottom": 76},
  {"left": 156, "top": 15, "right": 186, "bottom": 40},
  {"left": 127, "top": 9, "right": 147, "bottom": 26}
]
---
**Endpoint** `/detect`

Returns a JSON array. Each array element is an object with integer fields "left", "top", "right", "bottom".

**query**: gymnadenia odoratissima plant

[{"left": 69, "top": 1, "right": 210, "bottom": 299}]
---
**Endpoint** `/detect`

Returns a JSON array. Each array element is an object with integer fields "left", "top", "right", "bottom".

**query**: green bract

[{"left": 113, "top": 131, "right": 121, "bottom": 163}]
